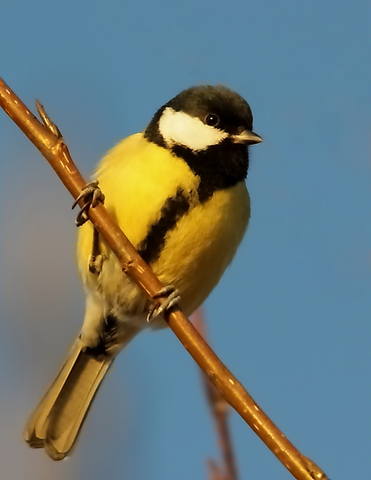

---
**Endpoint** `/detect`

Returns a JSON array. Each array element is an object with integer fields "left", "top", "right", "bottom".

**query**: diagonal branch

[
  {"left": 0, "top": 78, "right": 327, "bottom": 480},
  {"left": 193, "top": 310, "right": 239, "bottom": 480}
]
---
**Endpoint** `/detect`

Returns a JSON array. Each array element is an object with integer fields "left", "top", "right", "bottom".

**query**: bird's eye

[{"left": 204, "top": 113, "right": 220, "bottom": 127}]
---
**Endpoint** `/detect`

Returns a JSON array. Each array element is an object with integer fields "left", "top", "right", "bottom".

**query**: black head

[{"left": 144, "top": 85, "right": 262, "bottom": 201}]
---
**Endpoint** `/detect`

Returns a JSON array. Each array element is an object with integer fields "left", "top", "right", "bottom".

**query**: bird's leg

[
  {"left": 72, "top": 180, "right": 105, "bottom": 227},
  {"left": 146, "top": 285, "right": 181, "bottom": 323},
  {"left": 89, "top": 227, "right": 104, "bottom": 274}
]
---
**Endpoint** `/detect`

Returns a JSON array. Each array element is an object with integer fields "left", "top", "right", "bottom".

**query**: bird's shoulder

[{"left": 95, "top": 132, "right": 197, "bottom": 190}]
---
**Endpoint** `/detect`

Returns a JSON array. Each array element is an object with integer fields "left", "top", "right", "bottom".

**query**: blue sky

[{"left": 0, "top": 1, "right": 370, "bottom": 479}]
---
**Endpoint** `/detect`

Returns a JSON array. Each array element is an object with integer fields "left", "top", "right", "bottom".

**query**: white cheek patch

[{"left": 159, "top": 107, "right": 228, "bottom": 151}]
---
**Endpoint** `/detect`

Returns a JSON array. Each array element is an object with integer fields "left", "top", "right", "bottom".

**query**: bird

[{"left": 24, "top": 84, "right": 262, "bottom": 460}]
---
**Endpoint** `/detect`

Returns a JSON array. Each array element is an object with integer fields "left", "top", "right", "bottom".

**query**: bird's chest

[
  {"left": 93, "top": 181, "right": 249, "bottom": 321},
  {"left": 78, "top": 139, "right": 250, "bottom": 320},
  {"left": 151, "top": 182, "right": 250, "bottom": 314}
]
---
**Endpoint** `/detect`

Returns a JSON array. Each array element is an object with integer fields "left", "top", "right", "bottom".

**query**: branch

[
  {"left": 208, "top": 459, "right": 227, "bottom": 480},
  {"left": 0, "top": 78, "right": 327, "bottom": 480},
  {"left": 193, "top": 310, "right": 239, "bottom": 480}
]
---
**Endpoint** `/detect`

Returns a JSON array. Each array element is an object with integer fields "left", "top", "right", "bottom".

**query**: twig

[
  {"left": 193, "top": 310, "right": 239, "bottom": 480},
  {"left": 0, "top": 78, "right": 328, "bottom": 480},
  {"left": 208, "top": 459, "right": 227, "bottom": 480}
]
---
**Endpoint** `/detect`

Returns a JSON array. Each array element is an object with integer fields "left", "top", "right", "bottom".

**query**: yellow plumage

[
  {"left": 24, "top": 84, "right": 260, "bottom": 460},
  {"left": 77, "top": 132, "right": 250, "bottom": 319}
]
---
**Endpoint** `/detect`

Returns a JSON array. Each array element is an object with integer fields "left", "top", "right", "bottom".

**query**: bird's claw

[
  {"left": 89, "top": 253, "right": 104, "bottom": 275},
  {"left": 146, "top": 285, "right": 181, "bottom": 323},
  {"left": 72, "top": 181, "right": 105, "bottom": 226}
]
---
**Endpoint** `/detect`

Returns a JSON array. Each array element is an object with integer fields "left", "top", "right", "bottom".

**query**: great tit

[{"left": 24, "top": 84, "right": 262, "bottom": 460}]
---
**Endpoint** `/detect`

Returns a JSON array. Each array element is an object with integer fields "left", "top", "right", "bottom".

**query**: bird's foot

[
  {"left": 72, "top": 181, "right": 105, "bottom": 226},
  {"left": 89, "top": 253, "right": 105, "bottom": 274},
  {"left": 146, "top": 285, "right": 181, "bottom": 323}
]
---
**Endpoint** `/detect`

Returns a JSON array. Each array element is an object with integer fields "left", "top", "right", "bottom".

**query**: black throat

[
  {"left": 140, "top": 119, "right": 249, "bottom": 265},
  {"left": 145, "top": 117, "right": 249, "bottom": 203},
  {"left": 171, "top": 141, "right": 249, "bottom": 202}
]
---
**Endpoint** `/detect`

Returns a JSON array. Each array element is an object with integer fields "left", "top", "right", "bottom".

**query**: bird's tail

[{"left": 24, "top": 332, "right": 123, "bottom": 460}]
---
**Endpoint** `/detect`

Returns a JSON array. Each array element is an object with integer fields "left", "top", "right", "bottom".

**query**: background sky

[{"left": 0, "top": 1, "right": 370, "bottom": 479}]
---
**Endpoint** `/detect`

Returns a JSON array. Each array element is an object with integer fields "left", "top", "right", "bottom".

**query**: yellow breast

[
  {"left": 76, "top": 133, "right": 250, "bottom": 318},
  {"left": 153, "top": 182, "right": 249, "bottom": 314}
]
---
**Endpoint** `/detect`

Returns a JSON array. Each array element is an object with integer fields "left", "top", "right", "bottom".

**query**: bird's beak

[{"left": 231, "top": 130, "right": 263, "bottom": 145}]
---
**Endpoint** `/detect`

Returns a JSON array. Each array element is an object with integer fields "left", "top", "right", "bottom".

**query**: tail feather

[
  {"left": 45, "top": 353, "right": 112, "bottom": 460},
  {"left": 24, "top": 339, "right": 83, "bottom": 447},
  {"left": 24, "top": 338, "right": 113, "bottom": 460}
]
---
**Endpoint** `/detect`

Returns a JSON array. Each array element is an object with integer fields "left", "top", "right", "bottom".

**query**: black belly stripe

[{"left": 137, "top": 188, "right": 190, "bottom": 264}]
